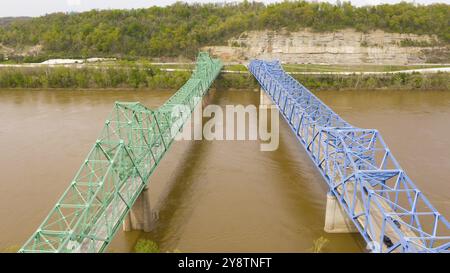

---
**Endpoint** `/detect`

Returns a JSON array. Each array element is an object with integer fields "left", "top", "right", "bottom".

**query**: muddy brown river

[{"left": 0, "top": 88, "right": 448, "bottom": 252}]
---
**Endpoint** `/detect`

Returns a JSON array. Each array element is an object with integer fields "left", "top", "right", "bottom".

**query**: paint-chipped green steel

[{"left": 19, "top": 52, "right": 222, "bottom": 253}]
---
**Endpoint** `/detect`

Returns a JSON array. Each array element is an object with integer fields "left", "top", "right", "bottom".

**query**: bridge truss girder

[
  {"left": 20, "top": 52, "right": 222, "bottom": 253},
  {"left": 249, "top": 60, "right": 449, "bottom": 253}
]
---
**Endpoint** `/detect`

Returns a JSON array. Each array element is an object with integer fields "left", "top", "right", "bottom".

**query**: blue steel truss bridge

[
  {"left": 18, "top": 53, "right": 449, "bottom": 253},
  {"left": 249, "top": 60, "right": 449, "bottom": 253}
]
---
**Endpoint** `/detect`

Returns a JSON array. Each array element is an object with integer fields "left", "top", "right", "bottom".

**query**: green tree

[{"left": 134, "top": 239, "right": 160, "bottom": 253}]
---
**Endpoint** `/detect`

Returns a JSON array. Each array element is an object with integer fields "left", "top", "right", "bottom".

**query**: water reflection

[{"left": 0, "top": 88, "right": 448, "bottom": 253}]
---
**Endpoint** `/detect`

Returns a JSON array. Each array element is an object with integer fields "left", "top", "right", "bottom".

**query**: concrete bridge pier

[
  {"left": 259, "top": 88, "right": 274, "bottom": 107},
  {"left": 324, "top": 192, "right": 358, "bottom": 233},
  {"left": 123, "top": 186, "right": 153, "bottom": 232}
]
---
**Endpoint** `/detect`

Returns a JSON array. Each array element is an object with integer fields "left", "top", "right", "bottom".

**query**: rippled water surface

[{"left": 0, "top": 88, "right": 448, "bottom": 252}]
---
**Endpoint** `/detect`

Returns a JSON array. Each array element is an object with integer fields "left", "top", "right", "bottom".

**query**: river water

[{"left": 0, "top": 88, "right": 448, "bottom": 252}]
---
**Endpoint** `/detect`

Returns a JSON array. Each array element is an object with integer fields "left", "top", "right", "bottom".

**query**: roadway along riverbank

[
  {"left": 161, "top": 67, "right": 450, "bottom": 74},
  {"left": 1, "top": 62, "right": 450, "bottom": 74}
]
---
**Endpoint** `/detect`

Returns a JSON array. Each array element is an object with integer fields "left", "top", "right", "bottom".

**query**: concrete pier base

[
  {"left": 259, "top": 89, "right": 274, "bottom": 107},
  {"left": 324, "top": 192, "right": 358, "bottom": 233},
  {"left": 123, "top": 187, "right": 152, "bottom": 232}
]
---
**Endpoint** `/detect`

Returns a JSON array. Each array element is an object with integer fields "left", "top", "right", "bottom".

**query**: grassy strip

[
  {"left": 292, "top": 72, "right": 450, "bottom": 91},
  {"left": 215, "top": 72, "right": 450, "bottom": 91},
  {"left": 96, "top": 63, "right": 450, "bottom": 73},
  {"left": 148, "top": 63, "right": 450, "bottom": 73}
]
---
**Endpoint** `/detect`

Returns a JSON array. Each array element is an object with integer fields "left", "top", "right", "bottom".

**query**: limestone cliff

[{"left": 203, "top": 29, "right": 449, "bottom": 64}]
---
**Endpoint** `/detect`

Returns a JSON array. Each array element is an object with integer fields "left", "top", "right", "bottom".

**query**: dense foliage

[
  {"left": 0, "top": 66, "right": 190, "bottom": 89},
  {"left": 0, "top": 66, "right": 448, "bottom": 91},
  {"left": 134, "top": 239, "right": 160, "bottom": 253},
  {"left": 0, "top": 1, "right": 448, "bottom": 59}
]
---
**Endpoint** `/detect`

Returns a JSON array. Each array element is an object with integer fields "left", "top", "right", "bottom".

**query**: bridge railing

[
  {"left": 249, "top": 59, "right": 449, "bottom": 253},
  {"left": 20, "top": 52, "right": 222, "bottom": 253}
]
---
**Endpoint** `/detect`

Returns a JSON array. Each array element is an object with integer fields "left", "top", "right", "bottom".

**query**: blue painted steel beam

[{"left": 249, "top": 60, "right": 449, "bottom": 253}]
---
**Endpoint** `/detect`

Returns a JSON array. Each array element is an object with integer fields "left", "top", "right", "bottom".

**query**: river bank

[
  {"left": 217, "top": 73, "right": 450, "bottom": 91},
  {"left": 0, "top": 66, "right": 448, "bottom": 91}
]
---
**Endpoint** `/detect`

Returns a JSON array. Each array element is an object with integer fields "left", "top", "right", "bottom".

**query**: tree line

[
  {"left": 0, "top": 66, "right": 448, "bottom": 91},
  {"left": 0, "top": 1, "right": 449, "bottom": 60},
  {"left": 0, "top": 66, "right": 190, "bottom": 89}
]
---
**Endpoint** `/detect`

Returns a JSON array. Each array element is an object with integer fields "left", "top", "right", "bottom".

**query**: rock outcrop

[{"left": 204, "top": 29, "right": 449, "bottom": 64}]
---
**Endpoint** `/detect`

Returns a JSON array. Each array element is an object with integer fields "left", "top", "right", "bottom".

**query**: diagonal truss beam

[
  {"left": 20, "top": 52, "right": 222, "bottom": 253},
  {"left": 249, "top": 60, "right": 449, "bottom": 253}
]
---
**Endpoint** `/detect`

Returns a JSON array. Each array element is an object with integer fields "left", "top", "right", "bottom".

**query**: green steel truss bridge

[{"left": 20, "top": 52, "right": 222, "bottom": 253}]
